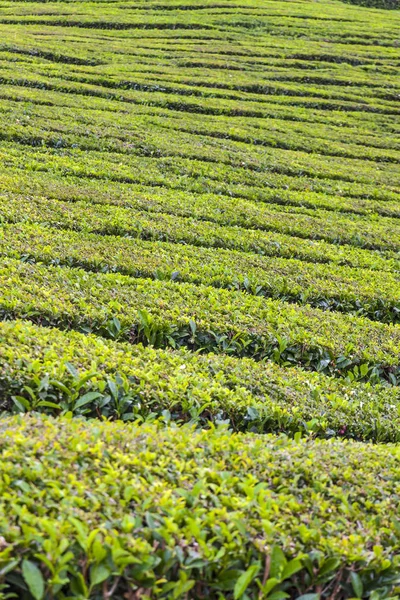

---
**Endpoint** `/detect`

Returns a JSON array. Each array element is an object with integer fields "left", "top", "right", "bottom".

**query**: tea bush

[
  {"left": 0, "top": 0, "right": 399, "bottom": 596},
  {"left": 1, "top": 415, "right": 400, "bottom": 599}
]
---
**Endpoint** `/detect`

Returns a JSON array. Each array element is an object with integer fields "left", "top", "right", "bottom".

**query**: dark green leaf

[{"left": 22, "top": 560, "right": 45, "bottom": 600}]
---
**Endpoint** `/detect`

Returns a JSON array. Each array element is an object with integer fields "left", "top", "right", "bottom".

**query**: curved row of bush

[
  {"left": 2, "top": 92, "right": 400, "bottom": 171},
  {"left": 0, "top": 192, "right": 398, "bottom": 273},
  {"left": 2, "top": 319, "right": 400, "bottom": 440},
  {"left": 1, "top": 87, "right": 400, "bottom": 176},
  {"left": 1, "top": 257, "right": 400, "bottom": 383},
  {"left": 1, "top": 101, "right": 400, "bottom": 218},
  {"left": 2, "top": 61, "right": 399, "bottom": 130},
  {"left": 2, "top": 222, "right": 400, "bottom": 323},
  {"left": 2, "top": 75, "right": 399, "bottom": 153},
  {"left": 1, "top": 138, "right": 399, "bottom": 218}
]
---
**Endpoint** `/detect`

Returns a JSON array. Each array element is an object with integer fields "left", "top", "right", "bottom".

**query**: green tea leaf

[
  {"left": 22, "top": 560, "right": 45, "bottom": 600},
  {"left": 350, "top": 572, "right": 363, "bottom": 598},
  {"left": 282, "top": 558, "right": 303, "bottom": 580},
  {"left": 270, "top": 546, "right": 287, "bottom": 580},
  {"left": 90, "top": 563, "right": 111, "bottom": 588},
  {"left": 318, "top": 557, "right": 341, "bottom": 577},
  {"left": 74, "top": 391, "right": 103, "bottom": 410},
  {"left": 234, "top": 564, "right": 260, "bottom": 599},
  {"left": 65, "top": 361, "right": 79, "bottom": 377}
]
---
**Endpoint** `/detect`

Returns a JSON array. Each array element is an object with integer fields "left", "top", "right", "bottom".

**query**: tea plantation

[{"left": 0, "top": 0, "right": 399, "bottom": 598}]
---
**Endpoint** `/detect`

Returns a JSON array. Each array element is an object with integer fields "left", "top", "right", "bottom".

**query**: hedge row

[
  {"left": 2, "top": 222, "right": 400, "bottom": 323},
  {"left": 1, "top": 14, "right": 398, "bottom": 68},
  {"left": 142, "top": 113, "right": 400, "bottom": 172},
  {"left": 2, "top": 318, "right": 400, "bottom": 441},
  {"left": 64, "top": 56, "right": 400, "bottom": 105},
  {"left": 0, "top": 114, "right": 399, "bottom": 230},
  {"left": 0, "top": 192, "right": 399, "bottom": 274},
  {"left": 3, "top": 62, "right": 399, "bottom": 121},
  {"left": 1, "top": 414, "right": 400, "bottom": 599},
  {"left": 3, "top": 153, "right": 399, "bottom": 221},
  {"left": 1, "top": 124, "right": 399, "bottom": 208},
  {"left": 8, "top": 66, "right": 396, "bottom": 135},
  {"left": 1, "top": 81, "right": 400, "bottom": 172},
  {"left": 2, "top": 52, "right": 399, "bottom": 125},
  {"left": 3, "top": 152, "right": 397, "bottom": 222},
  {"left": 4, "top": 61, "right": 398, "bottom": 118},
  {"left": 2, "top": 74, "right": 399, "bottom": 147},
  {"left": 2, "top": 126, "right": 399, "bottom": 208},
  {"left": 1, "top": 257, "right": 400, "bottom": 383},
  {"left": 4, "top": 46, "right": 398, "bottom": 104}
]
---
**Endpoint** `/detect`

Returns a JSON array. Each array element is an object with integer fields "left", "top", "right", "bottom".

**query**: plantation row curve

[{"left": 0, "top": 1, "right": 399, "bottom": 599}]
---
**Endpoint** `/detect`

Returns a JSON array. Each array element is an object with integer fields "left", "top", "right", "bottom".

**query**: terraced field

[{"left": 0, "top": 0, "right": 400, "bottom": 598}]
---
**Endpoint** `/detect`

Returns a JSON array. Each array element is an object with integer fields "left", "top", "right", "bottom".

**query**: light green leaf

[
  {"left": 65, "top": 361, "right": 79, "bottom": 377},
  {"left": 172, "top": 579, "right": 195, "bottom": 599},
  {"left": 92, "top": 539, "right": 107, "bottom": 563},
  {"left": 76, "top": 372, "right": 99, "bottom": 390},
  {"left": 90, "top": 563, "right": 110, "bottom": 588},
  {"left": 0, "top": 559, "right": 19, "bottom": 578},
  {"left": 262, "top": 578, "right": 280, "bottom": 595},
  {"left": 49, "top": 380, "right": 73, "bottom": 396},
  {"left": 270, "top": 546, "right": 287, "bottom": 580},
  {"left": 282, "top": 558, "right": 303, "bottom": 580},
  {"left": 12, "top": 395, "right": 30, "bottom": 411},
  {"left": 37, "top": 400, "right": 62, "bottom": 409},
  {"left": 234, "top": 564, "right": 260, "bottom": 599}
]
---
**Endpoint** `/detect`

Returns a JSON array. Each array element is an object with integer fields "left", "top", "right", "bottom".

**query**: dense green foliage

[
  {"left": 1, "top": 415, "right": 400, "bottom": 599},
  {"left": 0, "top": 0, "right": 399, "bottom": 597},
  {"left": 2, "top": 319, "right": 400, "bottom": 441},
  {"left": 2, "top": 257, "right": 400, "bottom": 384},
  {"left": 2, "top": 223, "right": 400, "bottom": 324}
]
